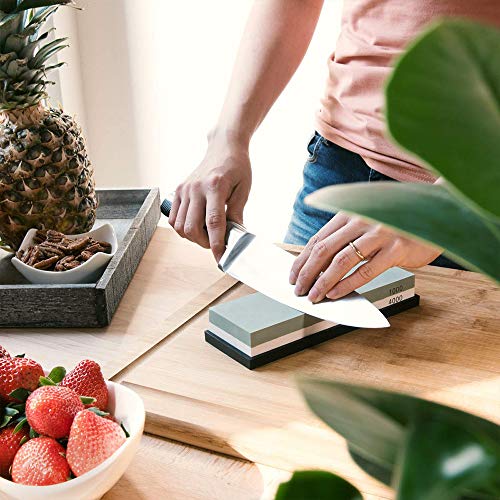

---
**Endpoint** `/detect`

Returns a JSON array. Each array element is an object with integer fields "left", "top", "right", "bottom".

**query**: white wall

[{"left": 54, "top": 0, "right": 342, "bottom": 240}]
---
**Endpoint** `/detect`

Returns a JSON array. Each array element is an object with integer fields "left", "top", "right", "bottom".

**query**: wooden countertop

[{"left": 1, "top": 227, "right": 498, "bottom": 499}]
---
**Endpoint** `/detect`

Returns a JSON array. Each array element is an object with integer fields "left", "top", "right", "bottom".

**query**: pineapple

[{"left": 0, "top": 0, "right": 97, "bottom": 250}]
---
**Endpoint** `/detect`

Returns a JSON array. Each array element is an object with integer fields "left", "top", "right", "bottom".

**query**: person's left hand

[{"left": 289, "top": 213, "right": 441, "bottom": 303}]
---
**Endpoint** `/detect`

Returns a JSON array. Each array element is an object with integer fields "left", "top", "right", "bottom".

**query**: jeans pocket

[{"left": 306, "top": 131, "right": 322, "bottom": 163}]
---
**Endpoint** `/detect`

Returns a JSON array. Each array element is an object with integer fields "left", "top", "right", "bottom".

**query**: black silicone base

[{"left": 205, "top": 295, "right": 420, "bottom": 370}]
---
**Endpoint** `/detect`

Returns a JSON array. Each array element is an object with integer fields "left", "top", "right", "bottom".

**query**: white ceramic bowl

[
  {"left": 0, "top": 381, "right": 145, "bottom": 500},
  {"left": 11, "top": 224, "right": 117, "bottom": 285}
]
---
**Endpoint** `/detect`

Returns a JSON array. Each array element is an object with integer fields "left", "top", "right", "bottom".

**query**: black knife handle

[
  {"left": 160, "top": 198, "right": 173, "bottom": 218},
  {"left": 160, "top": 196, "right": 247, "bottom": 239}
]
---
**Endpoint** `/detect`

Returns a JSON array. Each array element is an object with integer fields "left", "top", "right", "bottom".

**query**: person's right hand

[{"left": 169, "top": 136, "right": 252, "bottom": 262}]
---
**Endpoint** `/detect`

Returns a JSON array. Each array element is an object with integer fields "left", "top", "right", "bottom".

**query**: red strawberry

[
  {"left": 0, "top": 425, "right": 29, "bottom": 478},
  {"left": 11, "top": 437, "right": 70, "bottom": 486},
  {"left": 0, "top": 345, "right": 10, "bottom": 358},
  {"left": 67, "top": 409, "right": 126, "bottom": 476},
  {"left": 0, "top": 357, "right": 43, "bottom": 402},
  {"left": 60, "top": 360, "right": 109, "bottom": 411},
  {"left": 26, "top": 386, "right": 84, "bottom": 439}
]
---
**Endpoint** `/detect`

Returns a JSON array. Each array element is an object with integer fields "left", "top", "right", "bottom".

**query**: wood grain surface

[
  {"left": 104, "top": 435, "right": 291, "bottom": 500},
  {"left": 0, "top": 227, "right": 236, "bottom": 378},
  {"left": 105, "top": 434, "right": 390, "bottom": 500},
  {"left": 120, "top": 265, "right": 500, "bottom": 498}
]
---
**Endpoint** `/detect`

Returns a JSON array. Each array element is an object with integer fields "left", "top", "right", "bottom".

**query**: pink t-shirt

[{"left": 316, "top": 0, "right": 500, "bottom": 183}]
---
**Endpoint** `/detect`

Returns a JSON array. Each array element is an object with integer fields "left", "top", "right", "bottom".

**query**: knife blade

[{"left": 161, "top": 198, "right": 389, "bottom": 329}]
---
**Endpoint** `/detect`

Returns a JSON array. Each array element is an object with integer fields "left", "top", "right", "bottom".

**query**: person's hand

[
  {"left": 169, "top": 136, "right": 252, "bottom": 261},
  {"left": 289, "top": 213, "right": 441, "bottom": 302}
]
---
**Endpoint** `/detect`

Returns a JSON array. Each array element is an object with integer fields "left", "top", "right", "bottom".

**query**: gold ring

[{"left": 349, "top": 241, "right": 366, "bottom": 261}]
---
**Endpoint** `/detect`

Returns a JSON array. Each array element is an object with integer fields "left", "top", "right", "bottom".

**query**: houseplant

[
  {"left": 0, "top": 0, "right": 97, "bottom": 251},
  {"left": 277, "top": 19, "right": 500, "bottom": 500}
]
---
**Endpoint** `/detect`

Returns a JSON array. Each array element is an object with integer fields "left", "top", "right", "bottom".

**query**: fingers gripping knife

[{"left": 161, "top": 198, "right": 389, "bottom": 328}]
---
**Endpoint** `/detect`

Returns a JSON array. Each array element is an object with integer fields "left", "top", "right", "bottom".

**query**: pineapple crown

[{"left": 0, "top": 0, "right": 74, "bottom": 111}]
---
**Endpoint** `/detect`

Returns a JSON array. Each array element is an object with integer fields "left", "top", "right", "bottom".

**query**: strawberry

[
  {"left": 0, "top": 345, "right": 10, "bottom": 358},
  {"left": 0, "top": 425, "right": 29, "bottom": 478},
  {"left": 11, "top": 437, "right": 70, "bottom": 486},
  {"left": 26, "top": 386, "right": 84, "bottom": 439},
  {"left": 0, "top": 357, "right": 43, "bottom": 402},
  {"left": 60, "top": 359, "right": 109, "bottom": 411},
  {"left": 67, "top": 409, "right": 126, "bottom": 476}
]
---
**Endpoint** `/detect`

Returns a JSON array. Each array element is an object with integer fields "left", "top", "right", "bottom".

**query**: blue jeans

[{"left": 284, "top": 132, "right": 464, "bottom": 270}]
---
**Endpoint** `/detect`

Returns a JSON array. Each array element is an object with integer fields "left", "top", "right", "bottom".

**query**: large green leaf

[
  {"left": 386, "top": 20, "right": 500, "bottom": 219},
  {"left": 15, "top": 0, "right": 72, "bottom": 12},
  {"left": 395, "top": 418, "right": 500, "bottom": 500},
  {"left": 298, "top": 378, "right": 500, "bottom": 499},
  {"left": 275, "top": 471, "right": 362, "bottom": 500},
  {"left": 297, "top": 378, "right": 406, "bottom": 469},
  {"left": 306, "top": 183, "right": 500, "bottom": 283}
]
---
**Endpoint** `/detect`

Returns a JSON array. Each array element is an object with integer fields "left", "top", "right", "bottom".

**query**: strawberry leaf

[
  {"left": 4, "top": 407, "right": 19, "bottom": 417},
  {"left": 19, "top": 435, "right": 29, "bottom": 446},
  {"left": 0, "top": 414, "right": 13, "bottom": 428},
  {"left": 39, "top": 376, "right": 56, "bottom": 386},
  {"left": 29, "top": 427, "right": 39, "bottom": 439},
  {"left": 13, "top": 416, "right": 27, "bottom": 434},
  {"left": 88, "top": 407, "right": 109, "bottom": 417},
  {"left": 120, "top": 422, "right": 130, "bottom": 438},
  {"left": 14, "top": 354, "right": 25, "bottom": 358},
  {"left": 47, "top": 366, "right": 66, "bottom": 384},
  {"left": 80, "top": 396, "right": 96, "bottom": 405},
  {"left": 8, "top": 403, "right": 25, "bottom": 413},
  {"left": 8, "top": 388, "right": 30, "bottom": 402}
]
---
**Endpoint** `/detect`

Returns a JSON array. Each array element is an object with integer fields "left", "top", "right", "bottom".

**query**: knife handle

[
  {"left": 160, "top": 198, "right": 173, "bottom": 218},
  {"left": 161, "top": 196, "right": 247, "bottom": 236}
]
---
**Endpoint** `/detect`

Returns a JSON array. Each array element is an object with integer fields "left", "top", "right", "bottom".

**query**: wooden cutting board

[
  {"left": 0, "top": 227, "right": 236, "bottom": 378},
  {"left": 119, "top": 265, "right": 500, "bottom": 498}
]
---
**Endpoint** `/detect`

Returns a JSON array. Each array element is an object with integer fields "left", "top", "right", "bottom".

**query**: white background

[{"left": 53, "top": 0, "right": 342, "bottom": 240}]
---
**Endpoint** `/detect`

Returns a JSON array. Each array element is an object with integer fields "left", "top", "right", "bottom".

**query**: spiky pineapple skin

[{"left": 0, "top": 104, "right": 97, "bottom": 250}]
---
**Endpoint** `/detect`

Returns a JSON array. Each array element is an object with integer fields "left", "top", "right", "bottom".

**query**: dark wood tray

[{"left": 0, "top": 188, "right": 160, "bottom": 328}]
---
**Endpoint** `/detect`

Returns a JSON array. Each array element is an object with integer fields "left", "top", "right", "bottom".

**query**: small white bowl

[
  {"left": 0, "top": 380, "right": 145, "bottom": 500},
  {"left": 12, "top": 224, "right": 117, "bottom": 285}
]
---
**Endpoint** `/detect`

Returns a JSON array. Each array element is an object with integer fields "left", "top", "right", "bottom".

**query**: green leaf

[
  {"left": 8, "top": 387, "right": 30, "bottom": 402},
  {"left": 19, "top": 434, "right": 29, "bottom": 445},
  {"left": 80, "top": 396, "right": 96, "bottom": 405},
  {"left": 29, "top": 37, "right": 67, "bottom": 68},
  {"left": 29, "top": 427, "right": 39, "bottom": 439},
  {"left": 8, "top": 403, "right": 25, "bottom": 413},
  {"left": 306, "top": 183, "right": 500, "bottom": 283},
  {"left": 0, "top": 414, "right": 13, "bottom": 428},
  {"left": 4, "top": 407, "right": 19, "bottom": 417},
  {"left": 0, "top": 0, "right": 18, "bottom": 13},
  {"left": 14, "top": 353, "right": 25, "bottom": 358},
  {"left": 88, "top": 407, "right": 109, "bottom": 417},
  {"left": 395, "top": 418, "right": 500, "bottom": 500},
  {"left": 120, "top": 422, "right": 130, "bottom": 438},
  {"left": 15, "top": 0, "right": 72, "bottom": 12},
  {"left": 48, "top": 366, "right": 66, "bottom": 384},
  {"left": 39, "top": 376, "right": 56, "bottom": 386},
  {"left": 297, "top": 377, "right": 405, "bottom": 469},
  {"left": 348, "top": 445, "right": 392, "bottom": 486},
  {"left": 298, "top": 378, "right": 500, "bottom": 499},
  {"left": 275, "top": 471, "right": 362, "bottom": 500},
  {"left": 386, "top": 20, "right": 500, "bottom": 219},
  {"left": 13, "top": 416, "right": 27, "bottom": 434}
]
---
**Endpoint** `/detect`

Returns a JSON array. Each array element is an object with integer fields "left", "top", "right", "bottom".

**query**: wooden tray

[{"left": 0, "top": 188, "right": 160, "bottom": 328}]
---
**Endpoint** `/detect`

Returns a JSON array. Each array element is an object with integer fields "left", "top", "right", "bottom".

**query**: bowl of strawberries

[{"left": 0, "top": 346, "right": 145, "bottom": 500}]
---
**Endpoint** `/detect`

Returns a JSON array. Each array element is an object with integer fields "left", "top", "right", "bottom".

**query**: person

[{"left": 169, "top": 0, "right": 498, "bottom": 303}]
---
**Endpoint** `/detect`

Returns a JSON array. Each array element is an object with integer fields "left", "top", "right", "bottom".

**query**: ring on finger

[{"left": 349, "top": 241, "right": 367, "bottom": 262}]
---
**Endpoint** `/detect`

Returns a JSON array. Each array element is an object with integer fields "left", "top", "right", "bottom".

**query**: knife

[{"left": 161, "top": 198, "right": 389, "bottom": 329}]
